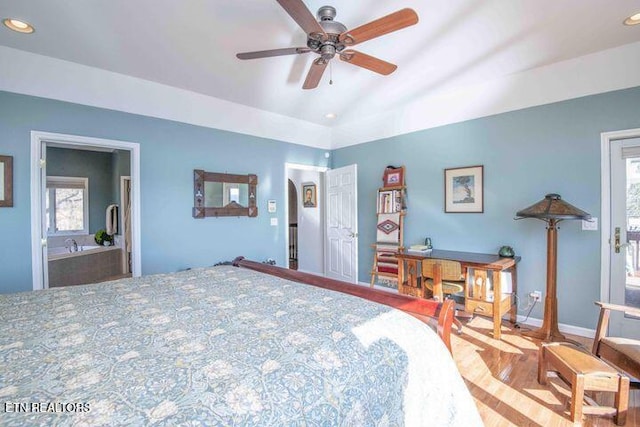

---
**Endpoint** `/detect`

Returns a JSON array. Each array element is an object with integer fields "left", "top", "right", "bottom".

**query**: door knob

[{"left": 349, "top": 232, "right": 358, "bottom": 238}]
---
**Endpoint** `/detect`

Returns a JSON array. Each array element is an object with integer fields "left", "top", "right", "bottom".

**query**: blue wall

[
  {"left": 332, "top": 86, "right": 640, "bottom": 330},
  {"left": 47, "top": 147, "right": 116, "bottom": 234},
  {"left": 3, "top": 86, "right": 639, "bottom": 329},
  {"left": 0, "top": 91, "right": 328, "bottom": 293}
]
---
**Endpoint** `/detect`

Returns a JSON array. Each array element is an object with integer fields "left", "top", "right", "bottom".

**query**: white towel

[{"left": 106, "top": 204, "right": 118, "bottom": 235}]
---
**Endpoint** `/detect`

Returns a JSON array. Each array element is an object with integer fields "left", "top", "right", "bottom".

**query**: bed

[{"left": 0, "top": 258, "right": 482, "bottom": 426}]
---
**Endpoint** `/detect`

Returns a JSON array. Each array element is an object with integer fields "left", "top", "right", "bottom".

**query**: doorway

[
  {"left": 602, "top": 128, "right": 640, "bottom": 338},
  {"left": 30, "top": 131, "right": 141, "bottom": 290},
  {"left": 287, "top": 179, "right": 298, "bottom": 270},
  {"left": 285, "top": 163, "right": 327, "bottom": 275}
]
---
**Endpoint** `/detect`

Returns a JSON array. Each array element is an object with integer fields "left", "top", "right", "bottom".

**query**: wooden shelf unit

[{"left": 370, "top": 166, "right": 407, "bottom": 287}]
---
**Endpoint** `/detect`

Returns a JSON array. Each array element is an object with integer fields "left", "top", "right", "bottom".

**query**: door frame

[
  {"left": 600, "top": 127, "right": 640, "bottom": 302},
  {"left": 284, "top": 163, "right": 328, "bottom": 270},
  {"left": 30, "top": 131, "right": 142, "bottom": 290},
  {"left": 120, "top": 175, "right": 132, "bottom": 274}
]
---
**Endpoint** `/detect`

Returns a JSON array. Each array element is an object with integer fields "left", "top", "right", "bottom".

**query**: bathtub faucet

[{"left": 64, "top": 238, "right": 78, "bottom": 253}]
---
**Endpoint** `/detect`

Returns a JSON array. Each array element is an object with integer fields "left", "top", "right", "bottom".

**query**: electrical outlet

[{"left": 529, "top": 291, "right": 542, "bottom": 301}]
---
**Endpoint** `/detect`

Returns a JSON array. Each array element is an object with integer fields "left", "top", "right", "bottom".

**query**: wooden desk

[{"left": 396, "top": 249, "right": 520, "bottom": 340}]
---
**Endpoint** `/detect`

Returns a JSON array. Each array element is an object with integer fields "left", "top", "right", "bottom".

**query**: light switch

[
  {"left": 270, "top": 218, "right": 278, "bottom": 226},
  {"left": 582, "top": 217, "right": 598, "bottom": 231}
]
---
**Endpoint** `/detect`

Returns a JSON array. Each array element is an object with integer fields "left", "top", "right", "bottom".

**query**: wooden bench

[{"left": 538, "top": 342, "right": 630, "bottom": 425}]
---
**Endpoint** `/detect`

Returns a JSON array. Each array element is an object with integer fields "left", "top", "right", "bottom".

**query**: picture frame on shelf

[
  {"left": 444, "top": 165, "right": 483, "bottom": 213},
  {"left": 0, "top": 155, "right": 13, "bottom": 208},
  {"left": 302, "top": 183, "right": 317, "bottom": 208},
  {"left": 383, "top": 167, "right": 404, "bottom": 188}
]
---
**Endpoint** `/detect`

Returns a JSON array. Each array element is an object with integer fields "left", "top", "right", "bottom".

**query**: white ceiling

[{"left": 1, "top": 0, "right": 639, "bottom": 130}]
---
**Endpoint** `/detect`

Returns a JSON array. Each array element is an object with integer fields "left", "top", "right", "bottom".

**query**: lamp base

[{"left": 520, "top": 327, "right": 582, "bottom": 346}]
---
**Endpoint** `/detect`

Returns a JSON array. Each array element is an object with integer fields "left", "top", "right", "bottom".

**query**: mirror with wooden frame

[
  {"left": 0, "top": 155, "right": 13, "bottom": 208},
  {"left": 193, "top": 170, "right": 258, "bottom": 218}
]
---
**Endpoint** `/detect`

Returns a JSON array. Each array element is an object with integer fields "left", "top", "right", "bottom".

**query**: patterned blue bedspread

[{"left": 0, "top": 266, "right": 482, "bottom": 426}]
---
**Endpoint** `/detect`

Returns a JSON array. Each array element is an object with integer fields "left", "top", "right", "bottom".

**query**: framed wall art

[
  {"left": 444, "top": 165, "right": 483, "bottom": 213},
  {"left": 382, "top": 166, "right": 405, "bottom": 188},
  {"left": 302, "top": 183, "right": 317, "bottom": 208},
  {"left": 0, "top": 155, "right": 13, "bottom": 208}
]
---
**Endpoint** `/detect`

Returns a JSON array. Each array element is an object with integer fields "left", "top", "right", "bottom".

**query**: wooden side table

[{"left": 538, "top": 342, "right": 630, "bottom": 425}]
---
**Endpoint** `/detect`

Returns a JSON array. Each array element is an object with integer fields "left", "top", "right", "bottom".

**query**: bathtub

[
  {"left": 47, "top": 245, "right": 109, "bottom": 261},
  {"left": 48, "top": 245, "right": 123, "bottom": 287}
]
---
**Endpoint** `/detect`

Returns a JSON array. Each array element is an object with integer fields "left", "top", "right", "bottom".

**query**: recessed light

[
  {"left": 325, "top": 113, "right": 337, "bottom": 119},
  {"left": 624, "top": 12, "right": 640, "bottom": 26},
  {"left": 3, "top": 18, "right": 35, "bottom": 34}
]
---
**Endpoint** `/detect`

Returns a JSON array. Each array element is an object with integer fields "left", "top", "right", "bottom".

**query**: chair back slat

[{"left": 422, "top": 259, "right": 464, "bottom": 281}]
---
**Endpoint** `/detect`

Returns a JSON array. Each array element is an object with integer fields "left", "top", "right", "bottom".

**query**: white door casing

[
  {"left": 30, "top": 131, "right": 142, "bottom": 290},
  {"left": 324, "top": 164, "right": 358, "bottom": 283},
  {"left": 608, "top": 137, "right": 640, "bottom": 338}
]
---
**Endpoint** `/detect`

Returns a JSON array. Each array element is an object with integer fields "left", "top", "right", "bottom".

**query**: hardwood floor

[{"left": 452, "top": 316, "right": 638, "bottom": 426}]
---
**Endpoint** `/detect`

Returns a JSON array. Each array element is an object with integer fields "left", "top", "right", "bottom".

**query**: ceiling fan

[{"left": 236, "top": 0, "right": 419, "bottom": 90}]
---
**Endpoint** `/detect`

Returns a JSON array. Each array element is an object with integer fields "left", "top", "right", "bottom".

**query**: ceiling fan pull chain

[{"left": 329, "top": 61, "right": 333, "bottom": 85}]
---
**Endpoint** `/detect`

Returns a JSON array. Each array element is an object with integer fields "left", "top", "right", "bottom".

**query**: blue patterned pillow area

[{"left": 0, "top": 266, "right": 481, "bottom": 426}]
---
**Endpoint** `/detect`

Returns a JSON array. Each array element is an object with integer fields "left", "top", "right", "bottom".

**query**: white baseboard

[{"left": 516, "top": 315, "right": 595, "bottom": 339}]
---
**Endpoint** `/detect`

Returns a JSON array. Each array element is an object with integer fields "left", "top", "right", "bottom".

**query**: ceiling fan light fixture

[
  {"left": 3, "top": 18, "right": 35, "bottom": 33},
  {"left": 624, "top": 12, "right": 640, "bottom": 25}
]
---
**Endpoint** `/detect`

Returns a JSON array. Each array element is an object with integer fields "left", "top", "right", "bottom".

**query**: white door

[
  {"left": 325, "top": 164, "right": 358, "bottom": 283},
  {"left": 609, "top": 137, "right": 640, "bottom": 338}
]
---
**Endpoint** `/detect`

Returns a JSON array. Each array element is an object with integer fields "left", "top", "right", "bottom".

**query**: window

[
  {"left": 46, "top": 176, "right": 89, "bottom": 235},
  {"left": 229, "top": 187, "right": 240, "bottom": 204}
]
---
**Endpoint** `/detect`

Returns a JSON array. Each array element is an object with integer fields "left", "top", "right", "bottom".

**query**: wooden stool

[{"left": 538, "top": 342, "right": 630, "bottom": 425}]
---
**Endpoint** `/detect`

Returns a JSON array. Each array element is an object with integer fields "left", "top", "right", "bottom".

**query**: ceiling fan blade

[
  {"left": 276, "top": 0, "right": 327, "bottom": 40},
  {"left": 303, "top": 58, "right": 328, "bottom": 90},
  {"left": 340, "top": 8, "right": 418, "bottom": 46},
  {"left": 339, "top": 50, "right": 397, "bottom": 75},
  {"left": 236, "top": 47, "right": 310, "bottom": 60}
]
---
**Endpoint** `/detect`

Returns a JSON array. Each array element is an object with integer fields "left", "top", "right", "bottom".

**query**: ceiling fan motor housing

[
  {"left": 317, "top": 6, "right": 337, "bottom": 21},
  {"left": 307, "top": 6, "right": 347, "bottom": 57}
]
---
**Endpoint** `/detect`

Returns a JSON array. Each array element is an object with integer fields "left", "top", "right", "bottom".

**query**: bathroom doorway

[{"left": 30, "top": 132, "right": 141, "bottom": 290}]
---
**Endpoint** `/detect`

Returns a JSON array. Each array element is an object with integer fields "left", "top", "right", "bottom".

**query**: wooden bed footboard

[{"left": 232, "top": 257, "right": 455, "bottom": 353}]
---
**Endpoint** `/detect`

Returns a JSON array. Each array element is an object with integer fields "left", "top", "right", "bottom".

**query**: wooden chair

[
  {"left": 433, "top": 298, "right": 456, "bottom": 354},
  {"left": 422, "top": 259, "right": 469, "bottom": 332},
  {"left": 592, "top": 301, "right": 640, "bottom": 381},
  {"left": 422, "top": 259, "right": 466, "bottom": 300}
]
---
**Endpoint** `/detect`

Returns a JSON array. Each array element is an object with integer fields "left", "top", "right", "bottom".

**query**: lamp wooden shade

[{"left": 516, "top": 194, "right": 591, "bottom": 342}]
